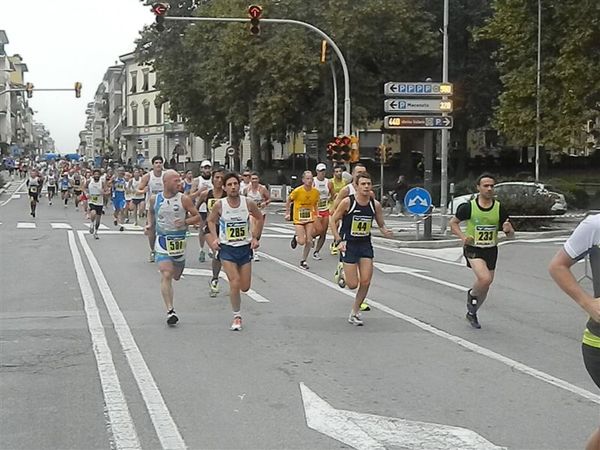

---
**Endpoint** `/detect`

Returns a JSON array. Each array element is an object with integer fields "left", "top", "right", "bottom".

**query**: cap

[
  {"left": 200, "top": 160, "right": 212, "bottom": 168},
  {"left": 316, "top": 163, "right": 327, "bottom": 171}
]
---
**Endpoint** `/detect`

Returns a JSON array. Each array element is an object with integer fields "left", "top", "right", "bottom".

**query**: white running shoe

[
  {"left": 230, "top": 316, "right": 242, "bottom": 331},
  {"left": 348, "top": 313, "right": 363, "bottom": 326}
]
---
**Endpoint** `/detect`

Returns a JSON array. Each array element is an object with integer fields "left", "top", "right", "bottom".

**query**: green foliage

[
  {"left": 547, "top": 178, "right": 590, "bottom": 209},
  {"left": 478, "top": 0, "right": 600, "bottom": 149},
  {"left": 497, "top": 192, "right": 554, "bottom": 230}
]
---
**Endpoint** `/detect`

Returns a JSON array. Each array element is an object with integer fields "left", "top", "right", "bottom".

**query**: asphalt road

[{"left": 0, "top": 179, "right": 597, "bottom": 450}]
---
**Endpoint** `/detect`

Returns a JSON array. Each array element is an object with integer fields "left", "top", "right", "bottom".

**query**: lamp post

[{"left": 535, "top": 0, "right": 541, "bottom": 181}]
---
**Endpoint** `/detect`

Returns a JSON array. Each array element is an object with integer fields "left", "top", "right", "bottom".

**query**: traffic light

[
  {"left": 385, "top": 147, "right": 392, "bottom": 163},
  {"left": 74, "top": 82, "right": 82, "bottom": 98},
  {"left": 339, "top": 136, "right": 351, "bottom": 163},
  {"left": 350, "top": 135, "right": 359, "bottom": 163},
  {"left": 248, "top": 4, "right": 263, "bottom": 36},
  {"left": 25, "top": 82, "right": 34, "bottom": 99},
  {"left": 374, "top": 146, "right": 382, "bottom": 164},
  {"left": 152, "top": 2, "right": 169, "bottom": 32},
  {"left": 326, "top": 141, "right": 335, "bottom": 160}
]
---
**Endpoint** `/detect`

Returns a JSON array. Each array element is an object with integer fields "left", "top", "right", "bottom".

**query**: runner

[
  {"left": 59, "top": 172, "right": 71, "bottom": 208},
  {"left": 123, "top": 171, "right": 133, "bottom": 223},
  {"left": 182, "top": 170, "right": 194, "bottom": 194},
  {"left": 330, "top": 172, "right": 393, "bottom": 326},
  {"left": 549, "top": 213, "right": 600, "bottom": 450},
  {"left": 312, "top": 163, "right": 334, "bottom": 260},
  {"left": 111, "top": 167, "right": 127, "bottom": 232},
  {"left": 197, "top": 169, "right": 226, "bottom": 296},
  {"left": 72, "top": 171, "right": 84, "bottom": 210},
  {"left": 190, "top": 160, "right": 214, "bottom": 262},
  {"left": 129, "top": 168, "right": 146, "bottom": 226},
  {"left": 243, "top": 171, "right": 270, "bottom": 262},
  {"left": 46, "top": 170, "right": 57, "bottom": 205},
  {"left": 329, "top": 164, "right": 349, "bottom": 254},
  {"left": 146, "top": 169, "right": 200, "bottom": 326},
  {"left": 449, "top": 173, "right": 514, "bottom": 329},
  {"left": 206, "top": 172, "right": 264, "bottom": 331},
  {"left": 285, "top": 170, "right": 320, "bottom": 269},
  {"left": 101, "top": 168, "right": 113, "bottom": 212},
  {"left": 85, "top": 169, "right": 108, "bottom": 240},
  {"left": 239, "top": 169, "right": 251, "bottom": 194},
  {"left": 26, "top": 168, "right": 42, "bottom": 218},
  {"left": 137, "top": 156, "right": 165, "bottom": 262}
]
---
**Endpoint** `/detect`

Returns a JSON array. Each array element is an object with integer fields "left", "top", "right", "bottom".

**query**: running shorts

[
  {"left": 342, "top": 240, "right": 374, "bottom": 264},
  {"left": 90, "top": 204, "right": 103, "bottom": 215},
  {"left": 218, "top": 243, "right": 253, "bottom": 266},
  {"left": 582, "top": 343, "right": 600, "bottom": 389},
  {"left": 464, "top": 245, "right": 498, "bottom": 271},
  {"left": 132, "top": 198, "right": 144, "bottom": 205},
  {"left": 155, "top": 235, "right": 186, "bottom": 265},
  {"left": 112, "top": 197, "right": 126, "bottom": 210}
]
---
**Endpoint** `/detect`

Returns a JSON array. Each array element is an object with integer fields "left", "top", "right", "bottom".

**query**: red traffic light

[
  {"left": 152, "top": 2, "right": 169, "bottom": 15},
  {"left": 248, "top": 4, "right": 263, "bottom": 19}
]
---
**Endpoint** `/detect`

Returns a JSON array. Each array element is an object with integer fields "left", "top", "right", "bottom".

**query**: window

[
  {"left": 157, "top": 138, "right": 162, "bottom": 157},
  {"left": 143, "top": 103, "right": 150, "bottom": 126},
  {"left": 144, "top": 140, "right": 149, "bottom": 159},
  {"left": 142, "top": 70, "right": 149, "bottom": 91},
  {"left": 155, "top": 103, "right": 162, "bottom": 124},
  {"left": 130, "top": 71, "right": 137, "bottom": 94},
  {"left": 130, "top": 102, "right": 138, "bottom": 127}
]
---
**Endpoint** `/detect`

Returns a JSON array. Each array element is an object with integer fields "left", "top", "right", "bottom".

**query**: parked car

[{"left": 447, "top": 181, "right": 566, "bottom": 215}]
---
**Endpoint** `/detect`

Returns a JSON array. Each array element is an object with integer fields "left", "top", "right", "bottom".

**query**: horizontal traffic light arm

[{"left": 163, "top": 15, "right": 352, "bottom": 136}]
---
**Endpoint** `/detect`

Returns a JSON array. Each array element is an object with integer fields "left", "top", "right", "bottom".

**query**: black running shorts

[{"left": 464, "top": 245, "right": 498, "bottom": 271}]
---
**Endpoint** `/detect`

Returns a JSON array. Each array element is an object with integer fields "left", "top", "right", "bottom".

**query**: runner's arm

[
  {"left": 136, "top": 174, "right": 149, "bottom": 196},
  {"left": 181, "top": 195, "right": 201, "bottom": 226},
  {"left": 145, "top": 195, "right": 156, "bottom": 234},
  {"left": 285, "top": 190, "right": 296, "bottom": 220},
  {"left": 261, "top": 186, "right": 271, "bottom": 207},
  {"left": 450, "top": 203, "right": 471, "bottom": 245},
  {"left": 206, "top": 201, "right": 222, "bottom": 249},
  {"left": 247, "top": 199, "right": 264, "bottom": 241},
  {"left": 329, "top": 197, "right": 350, "bottom": 243},
  {"left": 332, "top": 185, "right": 349, "bottom": 211}
]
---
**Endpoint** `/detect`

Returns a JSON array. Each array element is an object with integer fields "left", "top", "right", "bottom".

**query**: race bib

[
  {"left": 351, "top": 216, "right": 372, "bottom": 237},
  {"left": 298, "top": 207, "right": 312, "bottom": 221},
  {"left": 29, "top": 186, "right": 38, "bottom": 193},
  {"left": 90, "top": 195, "right": 100, "bottom": 204},
  {"left": 318, "top": 198, "right": 328, "bottom": 211},
  {"left": 166, "top": 236, "right": 186, "bottom": 257},
  {"left": 115, "top": 183, "right": 125, "bottom": 192},
  {"left": 226, "top": 221, "right": 248, "bottom": 242},
  {"left": 474, "top": 225, "right": 497, "bottom": 247},
  {"left": 207, "top": 198, "right": 218, "bottom": 211}
]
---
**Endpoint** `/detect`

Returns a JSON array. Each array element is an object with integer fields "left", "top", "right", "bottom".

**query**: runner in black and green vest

[
  {"left": 449, "top": 173, "right": 514, "bottom": 329},
  {"left": 549, "top": 213, "right": 600, "bottom": 450}
]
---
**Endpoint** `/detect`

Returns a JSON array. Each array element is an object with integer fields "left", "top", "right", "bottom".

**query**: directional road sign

[
  {"left": 385, "top": 98, "right": 453, "bottom": 113},
  {"left": 384, "top": 82, "right": 453, "bottom": 97},
  {"left": 404, "top": 187, "right": 432, "bottom": 216},
  {"left": 384, "top": 115, "right": 453, "bottom": 130}
]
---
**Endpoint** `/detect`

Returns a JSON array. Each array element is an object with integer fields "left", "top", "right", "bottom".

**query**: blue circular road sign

[{"left": 404, "top": 187, "right": 432, "bottom": 216}]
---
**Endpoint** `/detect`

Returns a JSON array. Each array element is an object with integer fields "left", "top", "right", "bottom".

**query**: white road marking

[
  {"left": 81, "top": 223, "right": 110, "bottom": 230},
  {"left": 66, "top": 231, "right": 141, "bottom": 450},
  {"left": 11, "top": 194, "right": 20, "bottom": 199},
  {"left": 372, "top": 243, "right": 465, "bottom": 267},
  {"left": 77, "top": 231, "right": 187, "bottom": 449},
  {"left": 17, "top": 222, "right": 36, "bottom": 229},
  {"left": 300, "top": 383, "right": 505, "bottom": 450},
  {"left": 183, "top": 268, "right": 270, "bottom": 303},
  {"left": 375, "top": 262, "right": 468, "bottom": 293},
  {"left": 259, "top": 251, "right": 600, "bottom": 405},
  {"left": 373, "top": 262, "right": 429, "bottom": 274},
  {"left": 51, "top": 222, "right": 72, "bottom": 229},
  {"left": 0, "top": 180, "right": 27, "bottom": 206},
  {"left": 499, "top": 237, "right": 567, "bottom": 245},
  {"left": 264, "top": 225, "right": 295, "bottom": 235}
]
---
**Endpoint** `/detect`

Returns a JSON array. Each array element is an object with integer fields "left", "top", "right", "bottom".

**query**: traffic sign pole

[{"left": 423, "top": 131, "right": 433, "bottom": 239}]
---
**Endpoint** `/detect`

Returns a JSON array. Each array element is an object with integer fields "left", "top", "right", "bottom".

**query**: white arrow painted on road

[
  {"left": 300, "top": 382, "right": 505, "bottom": 450},
  {"left": 373, "top": 262, "right": 429, "bottom": 274}
]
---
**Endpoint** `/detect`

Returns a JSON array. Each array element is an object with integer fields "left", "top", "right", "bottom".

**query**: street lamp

[{"left": 535, "top": 0, "right": 541, "bottom": 181}]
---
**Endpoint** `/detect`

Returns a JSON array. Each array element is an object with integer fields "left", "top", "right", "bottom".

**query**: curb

[{"left": 372, "top": 229, "right": 572, "bottom": 249}]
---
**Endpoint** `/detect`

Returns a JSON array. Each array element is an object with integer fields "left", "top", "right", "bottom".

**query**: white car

[{"left": 447, "top": 181, "right": 564, "bottom": 215}]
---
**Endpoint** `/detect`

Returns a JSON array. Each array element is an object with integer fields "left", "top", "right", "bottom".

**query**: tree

[{"left": 479, "top": 0, "right": 600, "bottom": 151}]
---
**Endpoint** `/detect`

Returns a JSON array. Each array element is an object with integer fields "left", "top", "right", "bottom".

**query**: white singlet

[
  {"left": 218, "top": 196, "right": 251, "bottom": 247},
  {"left": 88, "top": 180, "right": 104, "bottom": 206},
  {"left": 313, "top": 177, "right": 330, "bottom": 211},
  {"left": 196, "top": 176, "right": 213, "bottom": 213}
]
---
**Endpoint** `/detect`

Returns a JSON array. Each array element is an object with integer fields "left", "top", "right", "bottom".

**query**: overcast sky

[{"left": 3, "top": 0, "right": 151, "bottom": 152}]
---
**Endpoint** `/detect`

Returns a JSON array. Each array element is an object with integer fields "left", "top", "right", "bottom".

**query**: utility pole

[
  {"left": 440, "top": 0, "right": 450, "bottom": 232},
  {"left": 535, "top": 0, "right": 542, "bottom": 181}
]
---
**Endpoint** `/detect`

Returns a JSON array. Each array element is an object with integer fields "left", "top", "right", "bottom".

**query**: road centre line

[
  {"left": 77, "top": 231, "right": 187, "bottom": 450},
  {"left": 258, "top": 251, "right": 600, "bottom": 405},
  {"left": 67, "top": 231, "right": 141, "bottom": 450}
]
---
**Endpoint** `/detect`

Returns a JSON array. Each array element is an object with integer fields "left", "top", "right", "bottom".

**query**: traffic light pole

[
  {"left": 164, "top": 16, "right": 352, "bottom": 135},
  {"left": 0, "top": 88, "right": 79, "bottom": 95}
]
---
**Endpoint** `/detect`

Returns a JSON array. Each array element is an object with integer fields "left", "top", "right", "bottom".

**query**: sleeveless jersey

[
  {"left": 332, "top": 177, "right": 346, "bottom": 196},
  {"left": 73, "top": 175, "right": 82, "bottom": 191},
  {"left": 131, "top": 178, "right": 145, "bottom": 200},
  {"left": 60, "top": 178, "right": 70, "bottom": 191},
  {"left": 245, "top": 186, "right": 264, "bottom": 207},
  {"left": 88, "top": 180, "right": 104, "bottom": 206},
  {"left": 28, "top": 177, "right": 40, "bottom": 194},
  {"left": 183, "top": 179, "right": 193, "bottom": 194},
  {"left": 196, "top": 176, "right": 213, "bottom": 213},
  {"left": 340, "top": 195, "right": 376, "bottom": 242},
  {"left": 465, "top": 198, "right": 501, "bottom": 248},
  {"left": 218, "top": 196, "right": 251, "bottom": 247},
  {"left": 146, "top": 171, "right": 164, "bottom": 203},
  {"left": 112, "top": 177, "right": 126, "bottom": 200},
  {"left": 313, "top": 177, "right": 330, "bottom": 212},
  {"left": 206, "top": 189, "right": 224, "bottom": 213},
  {"left": 154, "top": 192, "right": 187, "bottom": 258},
  {"left": 47, "top": 175, "right": 56, "bottom": 187}
]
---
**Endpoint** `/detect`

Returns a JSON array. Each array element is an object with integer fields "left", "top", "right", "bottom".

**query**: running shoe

[
  {"left": 290, "top": 235, "right": 298, "bottom": 249},
  {"left": 119, "top": 225, "right": 124, "bottom": 232},
  {"left": 330, "top": 242, "right": 338, "bottom": 255},
  {"left": 348, "top": 313, "right": 364, "bottom": 326},
  {"left": 209, "top": 278, "right": 219, "bottom": 297},
  {"left": 300, "top": 260, "right": 309, "bottom": 270},
  {"left": 89, "top": 222, "right": 94, "bottom": 234},
  {"left": 49, "top": 200, "right": 52, "bottom": 205},
  {"left": 198, "top": 250, "right": 206, "bottom": 263},
  {"left": 93, "top": 232, "right": 99, "bottom": 240},
  {"left": 149, "top": 251, "right": 156, "bottom": 263},
  {"left": 230, "top": 315, "right": 242, "bottom": 331},
  {"left": 334, "top": 262, "right": 343, "bottom": 283},
  {"left": 253, "top": 253, "right": 260, "bottom": 262},
  {"left": 312, "top": 251, "right": 322, "bottom": 260},
  {"left": 466, "top": 312, "right": 481, "bottom": 329},
  {"left": 467, "top": 289, "right": 478, "bottom": 314},
  {"left": 167, "top": 309, "right": 179, "bottom": 325},
  {"left": 360, "top": 303, "right": 371, "bottom": 312},
  {"left": 113, "top": 219, "right": 118, "bottom": 226},
  {"left": 208, "top": 250, "right": 214, "bottom": 259}
]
